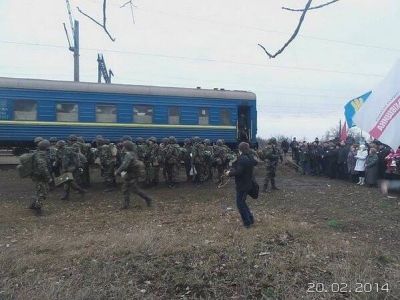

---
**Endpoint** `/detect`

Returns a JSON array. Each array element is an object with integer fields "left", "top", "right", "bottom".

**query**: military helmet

[
  {"left": 216, "top": 139, "right": 223, "bottom": 146},
  {"left": 184, "top": 138, "right": 191, "bottom": 144},
  {"left": 49, "top": 137, "right": 58, "bottom": 143},
  {"left": 204, "top": 139, "right": 211, "bottom": 145},
  {"left": 121, "top": 135, "right": 132, "bottom": 142},
  {"left": 169, "top": 136, "right": 177, "bottom": 144},
  {"left": 161, "top": 137, "right": 169, "bottom": 144},
  {"left": 34, "top": 136, "right": 44, "bottom": 144},
  {"left": 268, "top": 137, "right": 277, "bottom": 145},
  {"left": 123, "top": 141, "right": 135, "bottom": 151},
  {"left": 38, "top": 139, "right": 50, "bottom": 150},
  {"left": 68, "top": 134, "right": 78, "bottom": 142},
  {"left": 193, "top": 136, "right": 201, "bottom": 143},
  {"left": 96, "top": 135, "right": 103, "bottom": 141},
  {"left": 77, "top": 136, "right": 85, "bottom": 143},
  {"left": 56, "top": 140, "right": 66, "bottom": 148},
  {"left": 136, "top": 137, "right": 144, "bottom": 144},
  {"left": 149, "top": 136, "right": 157, "bottom": 143}
]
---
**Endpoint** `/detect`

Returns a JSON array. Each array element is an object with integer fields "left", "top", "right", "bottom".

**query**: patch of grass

[{"left": 327, "top": 219, "right": 344, "bottom": 229}]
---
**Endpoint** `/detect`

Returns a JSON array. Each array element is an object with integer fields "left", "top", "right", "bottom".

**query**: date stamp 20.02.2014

[{"left": 307, "top": 282, "right": 390, "bottom": 294}]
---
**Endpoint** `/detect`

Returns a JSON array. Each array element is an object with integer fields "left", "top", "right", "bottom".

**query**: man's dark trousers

[{"left": 236, "top": 191, "right": 254, "bottom": 227}]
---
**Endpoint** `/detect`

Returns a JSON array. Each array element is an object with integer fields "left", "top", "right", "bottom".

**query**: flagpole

[{"left": 339, "top": 119, "right": 342, "bottom": 140}]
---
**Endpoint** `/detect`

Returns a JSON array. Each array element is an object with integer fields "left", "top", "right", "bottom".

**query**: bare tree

[
  {"left": 258, "top": 0, "right": 340, "bottom": 59},
  {"left": 120, "top": 0, "right": 137, "bottom": 24},
  {"left": 77, "top": 0, "right": 116, "bottom": 41}
]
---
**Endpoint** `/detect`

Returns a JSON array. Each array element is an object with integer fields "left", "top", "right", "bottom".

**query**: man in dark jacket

[
  {"left": 226, "top": 142, "right": 258, "bottom": 228},
  {"left": 337, "top": 141, "right": 350, "bottom": 180}
]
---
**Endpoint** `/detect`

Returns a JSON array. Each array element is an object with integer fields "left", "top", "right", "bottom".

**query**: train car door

[{"left": 237, "top": 106, "right": 250, "bottom": 143}]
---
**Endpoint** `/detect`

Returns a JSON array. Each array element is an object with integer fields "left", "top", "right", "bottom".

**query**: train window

[
  {"left": 96, "top": 104, "right": 117, "bottom": 123},
  {"left": 14, "top": 100, "right": 37, "bottom": 121},
  {"left": 56, "top": 103, "right": 78, "bottom": 122},
  {"left": 199, "top": 108, "right": 209, "bottom": 125},
  {"left": 133, "top": 105, "right": 153, "bottom": 124},
  {"left": 220, "top": 109, "right": 231, "bottom": 125},
  {"left": 168, "top": 107, "right": 180, "bottom": 125}
]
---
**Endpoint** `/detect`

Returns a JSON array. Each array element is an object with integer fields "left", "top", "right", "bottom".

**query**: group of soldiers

[{"left": 27, "top": 134, "right": 249, "bottom": 212}]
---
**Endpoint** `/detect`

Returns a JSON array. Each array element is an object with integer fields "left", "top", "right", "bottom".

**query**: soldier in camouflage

[
  {"left": 144, "top": 136, "right": 161, "bottom": 186},
  {"left": 136, "top": 137, "right": 148, "bottom": 162},
  {"left": 115, "top": 141, "right": 153, "bottom": 209},
  {"left": 164, "top": 136, "right": 180, "bottom": 188},
  {"left": 30, "top": 139, "right": 52, "bottom": 212},
  {"left": 191, "top": 136, "right": 208, "bottom": 183},
  {"left": 59, "top": 140, "right": 86, "bottom": 200},
  {"left": 204, "top": 139, "right": 214, "bottom": 181},
  {"left": 49, "top": 137, "right": 59, "bottom": 177},
  {"left": 213, "top": 139, "right": 228, "bottom": 183},
  {"left": 97, "top": 138, "right": 117, "bottom": 192},
  {"left": 159, "top": 137, "right": 169, "bottom": 183},
  {"left": 76, "top": 136, "right": 91, "bottom": 187},
  {"left": 183, "top": 138, "right": 192, "bottom": 182},
  {"left": 258, "top": 137, "right": 282, "bottom": 192}
]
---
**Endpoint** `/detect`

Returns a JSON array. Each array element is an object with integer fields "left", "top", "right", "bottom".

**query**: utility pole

[
  {"left": 97, "top": 54, "right": 114, "bottom": 84},
  {"left": 63, "top": 0, "right": 80, "bottom": 82}
]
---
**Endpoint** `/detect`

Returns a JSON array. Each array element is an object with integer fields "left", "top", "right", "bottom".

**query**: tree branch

[
  {"left": 258, "top": 0, "right": 313, "bottom": 59},
  {"left": 282, "top": 0, "right": 340, "bottom": 12},
  {"left": 120, "top": 0, "right": 136, "bottom": 24},
  {"left": 77, "top": 0, "right": 116, "bottom": 42}
]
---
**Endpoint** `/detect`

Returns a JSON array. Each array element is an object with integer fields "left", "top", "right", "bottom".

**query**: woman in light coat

[{"left": 354, "top": 144, "right": 368, "bottom": 185}]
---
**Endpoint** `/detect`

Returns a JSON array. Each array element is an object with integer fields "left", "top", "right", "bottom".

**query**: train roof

[{"left": 0, "top": 77, "right": 256, "bottom": 101}]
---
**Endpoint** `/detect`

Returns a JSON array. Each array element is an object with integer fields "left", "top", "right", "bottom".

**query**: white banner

[{"left": 354, "top": 59, "right": 400, "bottom": 150}]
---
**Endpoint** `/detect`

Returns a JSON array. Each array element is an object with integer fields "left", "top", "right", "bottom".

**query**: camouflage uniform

[
  {"left": 204, "top": 139, "right": 214, "bottom": 180},
  {"left": 145, "top": 137, "right": 161, "bottom": 186},
  {"left": 77, "top": 137, "right": 91, "bottom": 187},
  {"left": 183, "top": 138, "right": 192, "bottom": 181},
  {"left": 159, "top": 137, "right": 169, "bottom": 182},
  {"left": 164, "top": 136, "right": 180, "bottom": 187},
  {"left": 60, "top": 144, "right": 86, "bottom": 200},
  {"left": 49, "top": 137, "right": 59, "bottom": 177},
  {"left": 213, "top": 139, "right": 228, "bottom": 182},
  {"left": 98, "top": 139, "right": 117, "bottom": 191},
  {"left": 115, "top": 141, "right": 152, "bottom": 209},
  {"left": 30, "top": 140, "right": 51, "bottom": 211},
  {"left": 191, "top": 137, "right": 208, "bottom": 183},
  {"left": 258, "top": 138, "right": 282, "bottom": 191},
  {"left": 136, "top": 137, "right": 148, "bottom": 162}
]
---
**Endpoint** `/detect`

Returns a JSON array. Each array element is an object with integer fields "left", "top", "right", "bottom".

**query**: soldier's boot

[
  {"left": 121, "top": 196, "right": 130, "bottom": 209},
  {"left": 271, "top": 178, "right": 279, "bottom": 190},
  {"left": 144, "top": 196, "right": 153, "bottom": 207},
  {"left": 61, "top": 190, "right": 70, "bottom": 200},
  {"left": 29, "top": 198, "right": 37, "bottom": 209}
]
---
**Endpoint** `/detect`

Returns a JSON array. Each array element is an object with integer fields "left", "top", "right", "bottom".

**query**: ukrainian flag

[{"left": 344, "top": 91, "right": 372, "bottom": 128}]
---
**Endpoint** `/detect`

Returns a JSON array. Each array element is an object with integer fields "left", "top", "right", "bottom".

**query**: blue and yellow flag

[{"left": 344, "top": 91, "right": 372, "bottom": 128}]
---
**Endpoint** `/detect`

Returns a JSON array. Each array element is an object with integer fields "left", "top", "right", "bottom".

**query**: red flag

[{"left": 340, "top": 121, "right": 348, "bottom": 142}]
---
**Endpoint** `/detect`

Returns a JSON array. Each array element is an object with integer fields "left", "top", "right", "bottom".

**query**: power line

[{"left": 0, "top": 39, "right": 385, "bottom": 78}]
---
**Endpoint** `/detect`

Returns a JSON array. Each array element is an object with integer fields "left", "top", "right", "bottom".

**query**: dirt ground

[{"left": 0, "top": 161, "right": 399, "bottom": 299}]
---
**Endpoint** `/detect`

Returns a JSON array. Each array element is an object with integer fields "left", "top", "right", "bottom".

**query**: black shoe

[
  {"left": 271, "top": 186, "right": 280, "bottom": 190},
  {"left": 145, "top": 198, "right": 153, "bottom": 207}
]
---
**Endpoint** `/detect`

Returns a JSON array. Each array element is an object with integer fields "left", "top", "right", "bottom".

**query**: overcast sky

[{"left": 0, "top": 0, "right": 399, "bottom": 139}]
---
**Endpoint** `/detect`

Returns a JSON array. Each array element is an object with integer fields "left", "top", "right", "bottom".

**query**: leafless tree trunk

[{"left": 258, "top": 0, "right": 340, "bottom": 59}]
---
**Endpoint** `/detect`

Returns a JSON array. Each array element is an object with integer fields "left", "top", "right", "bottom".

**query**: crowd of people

[{"left": 285, "top": 137, "right": 400, "bottom": 187}]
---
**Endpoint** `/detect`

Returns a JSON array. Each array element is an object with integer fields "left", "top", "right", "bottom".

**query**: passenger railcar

[{"left": 0, "top": 77, "right": 257, "bottom": 152}]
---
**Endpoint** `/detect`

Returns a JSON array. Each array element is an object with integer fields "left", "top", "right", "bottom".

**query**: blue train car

[{"left": 0, "top": 77, "right": 257, "bottom": 151}]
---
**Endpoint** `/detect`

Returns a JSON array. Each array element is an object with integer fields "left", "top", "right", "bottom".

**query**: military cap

[
  {"left": 49, "top": 137, "right": 58, "bottom": 143},
  {"left": 38, "top": 139, "right": 50, "bottom": 150},
  {"left": 34, "top": 136, "right": 44, "bottom": 144}
]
